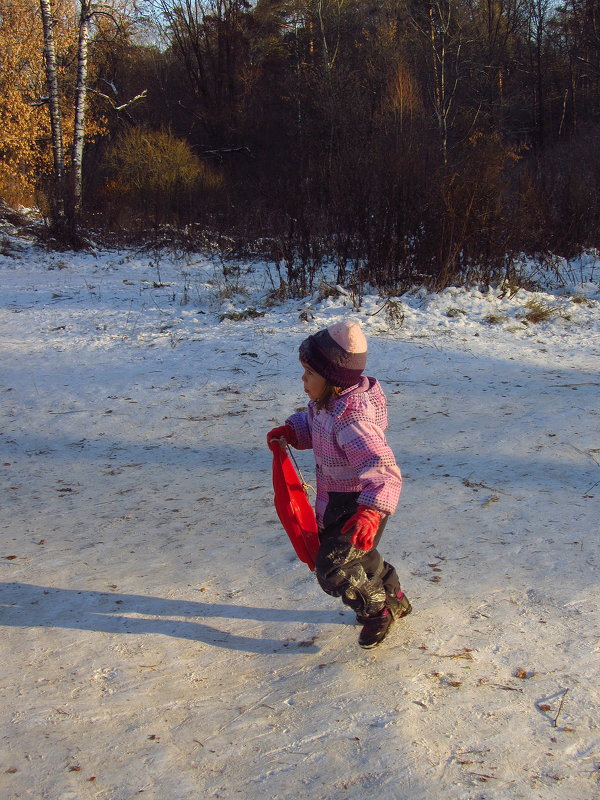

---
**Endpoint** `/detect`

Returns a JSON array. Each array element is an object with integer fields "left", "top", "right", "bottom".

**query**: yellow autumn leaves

[{"left": 0, "top": 0, "right": 105, "bottom": 206}]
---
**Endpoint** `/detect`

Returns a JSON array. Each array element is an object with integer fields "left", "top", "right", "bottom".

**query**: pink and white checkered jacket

[{"left": 286, "top": 377, "right": 402, "bottom": 527}]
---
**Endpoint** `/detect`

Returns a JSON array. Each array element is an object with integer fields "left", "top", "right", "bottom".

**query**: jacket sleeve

[
  {"left": 285, "top": 410, "right": 313, "bottom": 450},
  {"left": 334, "top": 415, "right": 402, "bottom": 515}
]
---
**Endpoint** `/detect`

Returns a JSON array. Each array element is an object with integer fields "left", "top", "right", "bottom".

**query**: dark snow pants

[{"left": 315, "top": 492, "right": 402, "bottom": 618}]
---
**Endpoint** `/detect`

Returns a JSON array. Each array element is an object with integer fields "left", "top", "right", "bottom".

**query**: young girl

[{"left": 267, "top": 320, "right": 411, "bottom": 648}]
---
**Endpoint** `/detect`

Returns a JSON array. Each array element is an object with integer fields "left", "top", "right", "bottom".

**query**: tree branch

[{"left": 87, "top": 88, "right": 148, "bottom": 111}]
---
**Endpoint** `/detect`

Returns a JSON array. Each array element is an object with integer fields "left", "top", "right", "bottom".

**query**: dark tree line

[{"left": 42, "top": 0, "right": 600, "bottom": 287}]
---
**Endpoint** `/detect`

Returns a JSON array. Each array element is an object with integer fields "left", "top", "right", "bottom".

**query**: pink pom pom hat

[{"left": 299, "top": 320, "right": 368, "bottom": 388}]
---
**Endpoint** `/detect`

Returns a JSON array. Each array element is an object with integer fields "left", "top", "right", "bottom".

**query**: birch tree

[
  {"left": 38, "top": 0, "right": 142, "bottom": 239},
  {"left": 39, "top": 0, "right": 67, "bottom": 220},
  {"left": 72, "top": 0, "right": 93, "bottom": 217}
]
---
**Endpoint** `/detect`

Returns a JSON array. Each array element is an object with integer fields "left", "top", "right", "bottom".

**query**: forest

[{"left": 3, "top": 0, "right": 600, "bottom": 291}]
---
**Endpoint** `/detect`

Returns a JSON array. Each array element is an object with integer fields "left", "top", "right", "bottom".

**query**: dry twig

[{"left": 554, "top": 688, "right": 569, "bottom": 728}]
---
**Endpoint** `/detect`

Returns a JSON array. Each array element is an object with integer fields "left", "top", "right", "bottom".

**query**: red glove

[
  {"left": 267, "top": 424, "right": 297, "bottom": 450},
  {"left": 341, "top": 506, "right": 384, "bottom": 551}
]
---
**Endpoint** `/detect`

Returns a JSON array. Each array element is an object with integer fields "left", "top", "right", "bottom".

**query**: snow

[{"left": 0, "top": 227, "right": 599, "bottom": 800}]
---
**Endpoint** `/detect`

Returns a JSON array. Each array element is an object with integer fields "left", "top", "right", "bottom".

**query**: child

[{"left": 267, "top": 320, "right": 411, "bottom": 648}]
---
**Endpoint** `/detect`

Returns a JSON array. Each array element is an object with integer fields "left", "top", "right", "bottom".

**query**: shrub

[{"left": 102, "top": 128, "right": 223, "bottom": 227}]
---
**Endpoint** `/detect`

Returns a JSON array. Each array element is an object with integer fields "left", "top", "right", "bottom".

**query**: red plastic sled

[{"left": 269, "top": 441, "right": 319, "bottom": 571}]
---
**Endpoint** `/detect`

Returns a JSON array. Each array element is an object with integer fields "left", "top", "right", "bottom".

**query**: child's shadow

[{"left": 0, "top": 582, "right": 346, "bottom": 654}]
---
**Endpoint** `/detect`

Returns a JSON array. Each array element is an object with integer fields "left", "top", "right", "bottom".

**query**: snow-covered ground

[{"left": 0, "top": 226, "right": 599, "bottom": 800}]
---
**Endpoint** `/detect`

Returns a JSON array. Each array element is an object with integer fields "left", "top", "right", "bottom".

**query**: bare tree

[
  {"left": 39, "top": 0, "right": 67, "bottom": 222},
  {"left": 409, "top": 0, "right": 466, "bottom": 164},
  {"left": 151, "top": 0, "right": 251, "bottom": 141},
  {"left": 527, "top": 0, "right": 552, "bottom": 146}
]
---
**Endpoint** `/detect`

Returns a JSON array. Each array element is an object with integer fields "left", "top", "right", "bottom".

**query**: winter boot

[
  {"left": 358, "top": 607, "right": 394, "bottom": 649},
  {"left": 386, "top": 590, "right": 412, "bottom": 621}
]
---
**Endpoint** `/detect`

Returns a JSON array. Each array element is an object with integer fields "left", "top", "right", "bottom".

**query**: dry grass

[{"left": 522, "top": 299, "right": 556, "bottom": 323}]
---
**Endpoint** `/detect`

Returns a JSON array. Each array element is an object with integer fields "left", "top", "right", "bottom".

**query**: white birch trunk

[{"left": 72, "top": 0, "right": 92, "bottom": 218}]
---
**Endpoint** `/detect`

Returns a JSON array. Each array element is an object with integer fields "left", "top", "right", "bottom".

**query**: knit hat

[{"left": 299, "top": 320, "right": 368, "bottom": 388}]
